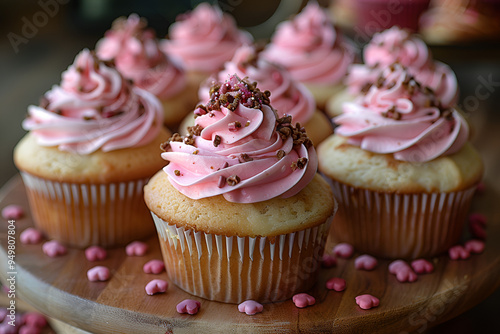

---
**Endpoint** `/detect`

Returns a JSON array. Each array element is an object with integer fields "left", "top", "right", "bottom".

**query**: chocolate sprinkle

[
  {"left": 213, "top": 135, "right": 221, "bottom": 147},
  {"left": 291, "top": 157, "right": 308, "bottom": 171},
  {"left": 276, "top": 150, "right": 286, "bottom": 160},
  {"left": 238, "top": 153, "right": 253, "bottom": 163},
  {"left": 227, "top": 175, "right": 241, "bottom": 186},
  {"left": 174, "top": 170, "right": 181, "bottom": 176}
]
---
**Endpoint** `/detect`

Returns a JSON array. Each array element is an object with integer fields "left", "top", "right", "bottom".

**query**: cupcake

[
  {"left": 161, "top": 3, "right": 252, "bottom": 91},
  {"left": 14, "top": 49, "right": 169, "bottom": 248},
  {"left": 419, "top": 0, "right": 500, "bottom": 44},
  {"left": 144, "top": 75, "right": 336, "bottom": 303},
  {"left": 180, "top": 45, "right": 333, "bottom": 145},
  {"left": 261, "top": 2, "right": 355, "bottom": 110},
  {"left": 326, "top": 26, "right": 459, "bottom": 117},
  {"left": 318, "top": 64, "right": 483, "bottom": 259},
  {"left": 95, "top": 14, "right": 198, "bottom": 129}
]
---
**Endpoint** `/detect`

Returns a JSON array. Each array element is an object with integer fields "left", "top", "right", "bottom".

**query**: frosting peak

[
  {"left": 199, "top": 45, "right": 316, "bottom": 125},
  {"left": 261, "top": 2, "right": 354, "bottom": 85},
  {"left": 162, "top": 3, "right": 252, "bottom": 73},
  {"left": 335, "top": 64, "right": 468, "bottom": 162},
  {"left": 347, "top": 27, "right": 458, "bottom": 108},
  {"left": 162, "top": 75, "right": 317, "bottom": 203},
  {"left": 23, "top": 49, "right": 163, "bottom": 154},
  {"left": 96, "top": 14, "right": 186, "bottom": 100}
]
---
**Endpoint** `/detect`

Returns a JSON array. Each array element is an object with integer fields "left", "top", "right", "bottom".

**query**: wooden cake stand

[{"left": 0, "top": 174, "right": 499, "bottom": 334}]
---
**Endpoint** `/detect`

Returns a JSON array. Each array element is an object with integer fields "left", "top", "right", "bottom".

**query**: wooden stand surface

[{"left": 0, "top": 174, "right": 499, "bottom": 334}]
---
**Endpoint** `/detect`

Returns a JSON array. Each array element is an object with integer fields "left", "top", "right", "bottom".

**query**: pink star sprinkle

[
  {"left": 448, "top": 245, "right": 470, "bottom": 260},
  {"left": 355, "top": 294, "right": 379, "bottom": 310},
  {"left": 2, "top": 205, "right": 24, "bottom": 220},
  {"left": 145, "top": 279, "right": 168, "bottom": 295},
  {"left": 326, "top": 277, "right": 346, "bottom": 292},
  {"left": 176, "top": 299, "right": 201, "bottom": 315},
  {"left": 87, "top": 266, "right": 111, "bottom": 282},
  {"left": 389, "top": 260, "right": 418, "bottom": 282},
  {"left": 292, "top": 293, "right": 315, "bottom": 308},
  {"left": 42, "top": 240, "right": 67, "bottom": 257},
  {"left": 464, "top": 239, "right": 485, "bottom": 254},
  {"left": 22, "top": 312, "right": 48, "bottom": 328},
  {"left": 321, "top": 254, "right": 337, "bottom": 268},
  {"left": 332, "top": 243, "right": 354, "bottom": 258},
  {"left": 85, "top": 246, "right": 107, "bottom": 261},
  {"left": 143, "top": 259, "right": 165, "bottom": 274},
  {"left": 125, "top": 241, "right": 148, "bottom": 256},
  {"left": 20, "top": 228, "right": 43, "bottom": 245},
  {"left": 238, "top": 300, "right": 264, "bottom": 315},
  {"left": 354, "top": 254, "right": 378, "bottom": 271},
  {"left": 410, "top": 259, "right": 434, "bottom": 274}
]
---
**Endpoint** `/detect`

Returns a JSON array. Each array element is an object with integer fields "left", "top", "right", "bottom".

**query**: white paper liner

[
  {"left": 152, "top": 212, "right": 333, "bottom": 303},
  {"left": 329, "top": 180, "right": 477, "bottom": 259},
  {"left": 21, "top": 172, "right": 154, "bottom": 248}
]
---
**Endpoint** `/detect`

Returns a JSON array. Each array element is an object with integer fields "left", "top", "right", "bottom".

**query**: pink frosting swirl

[
  {"left": 162, "top": 3, "right": 252, "bottom": 73},
  {"left": 261, "top": 2, "right": 354, "bottom": 85},
  {"left": 23, "top": 49, "right": 163, "bottom": 154},
  {"left": 335, "top": 64, "right": 468, "bottom": 162},
  {"left": 199, "top": 45, "right": 315, "bottom": 125},
  {"left": 95, "top": 14, "right": 186, "bottom": 100},
  {"left": 162, "top": 75, "right": 317, "bottom": 203},
  {"left": 347, "top": 27, "right": 458, "bottom": 107}
]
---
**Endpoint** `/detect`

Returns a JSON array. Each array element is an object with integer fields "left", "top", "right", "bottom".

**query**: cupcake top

[
  {"left": 199, "top": 45, "right": 315, "bottom": 125},
  {"left": 161, "top": 75, "right": 317, "bottom": 203},
  {"left": 162, "top": 3, "right": 252, "bottom": 73},
  {"left": 261, "top": 2, "right": 354, "bottom": 85},
  {"left": 347, "top": 27, "right": 458, "bottom": 107},
  {"left": 95, "top": 14, "right": 186, "bottom": 100},
  {"left": 23, "top": 49, "right": 163, "bottom": 155},
  {"left": 335, "top": 63, "right": 468, "bottom": 163}
]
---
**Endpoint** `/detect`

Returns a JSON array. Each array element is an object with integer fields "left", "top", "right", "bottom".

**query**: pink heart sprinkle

[
  {"left": 355, "top": 294, "right": 379, "bottom": 310},
  {"left": 388, "top": 260, "right": 418, "bottom": 282},
  {"left": 176, "top": 299, "right": 201, "bottom": 315},
  {"left": 145, "top": 279, "right": 168, "bottom": 295},
  {"left": 326, "top": 277, "right": 346, "bottom": 292},
  {"left": 20, "top": 228, "right": 43, "bottom": 245},
  {"left": 85, "top": 246, "right": 107, "bottom": 262},
  {"left": 125, "top": 241, "right": 148, "bottom": 256},
  {"left": 449, "top": 245, "right": 470, "bottom": 260},
  {"left": 2, "top": 205, "right": 24, "bottom": 220},
  {"left": 468, "top": 213, "right": 487, "bottom": 226},
  {"left": 321, "top": 254, "right": 337, "bottom": 268},
  {"left": 87, "top": 266, "right": 110, "bottom": 282},
  {"left": 42, "top": 240, "right": 67, "bottom": 258},
  {"left": 354, "top": 254, "right": 378, "bottom": 271},
  {"left": 464, "top": 239, "right": 485, "bottom": 254},
  {"left": 410, "top": 259, "right": 434, "bottom": 274},
  {"left": 143, "top": 259, "right": 165, "bottom": 274},
  {"left": 469, "top": 222, "right": 487, "bottom": 240},
  {"left": 22, "top": 312, "right": 48, "bottom": 328},
  {"left": 238, "top": 300, "right": 264, "bottom": 315},
  {"left": 332, "top": 243, "right": 354, "bottom": 259},
  {"left": 19, "top": 325, "right": 42, "bottom": 334},
  {"left": 292, "top": 293, "right": 315, "bottom": 308}
]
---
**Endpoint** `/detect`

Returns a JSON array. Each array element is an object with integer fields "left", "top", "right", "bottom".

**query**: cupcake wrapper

[
  {"left": 329, "top": 180, "right": 477, "bottom": 259},
  {"left": 152, "top": 212, "right": 333, "bottom": 303},
  {"left": 21, "top": 172, "right": 155, "bottom": 248}
]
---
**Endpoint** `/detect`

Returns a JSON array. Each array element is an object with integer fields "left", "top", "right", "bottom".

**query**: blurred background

[{"left": 1, "top": 0, "right": 499, "bottom": 333}]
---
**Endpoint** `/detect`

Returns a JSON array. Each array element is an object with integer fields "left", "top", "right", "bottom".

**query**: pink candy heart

[
  {"left": 410, "top": 259, "right": 434, "bottom": 274},
  {"left": 2, "top": 205, "right": 24, "bottom": 220},
  {"left": 326, "top": 277, "right": 346, "bottom": 292},
  {"left": 145, "top": 279, "right": 168, "bottom": 295},
  {"left": 354, "top": 254, "right": 378, "bottom": 271},
  {"left": 87, "top": 266, "right": 111, "bottom": 282},
  {"left": 388, "top": 260, "right": 418, "bottom": 283},
  {"left": 143, "top": 259, "right": 165, "bottom": 274},
  {"left": 176, "top": 299, "right": 201, "bottom": 315},
  {"left": 321, "top": 254, "right": 337, "bottom": 268},
  {"left": 332, "top": 243, "right": 354, "bottom": 259},
  {"left": 20, "top": 228, "right": 43, "bottom": 245},
  {"left": 355, "top": 294, "right": 379, "bottom": 310},
  {"left": 448, "top": 245, "right": 470, "bottom": 260},
  {"left": 85, "top": 246, "right": 107, "bottom": 262},
  {"left": 125, "top": 241, "right": 149, "bottom": 256},
  {"left": 292, "top": 293, "right": 315, "bottom": 308},
  {"left": 42, "top": 240, "right": 67, "bottom": 258},
  {"left": 465, "top": 239, "right": 485, "bottom": 254},
  {"left": 22, "top": 312, "right": 48, "bottom": 328},
  {"left": 238, "top": 300, "right": 264, "bottom": 315},
  {"left": 468, "top": 213, "right": 487, "bottom": 240}
]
